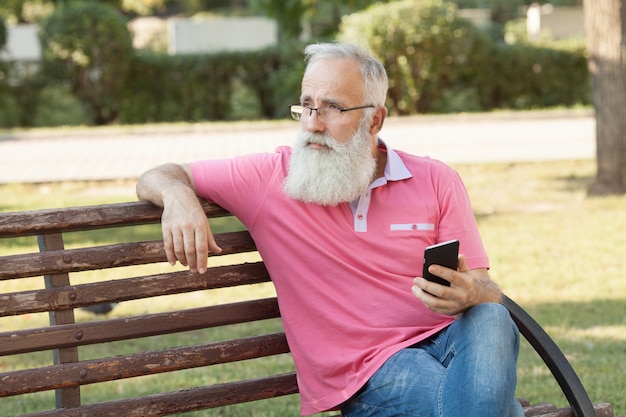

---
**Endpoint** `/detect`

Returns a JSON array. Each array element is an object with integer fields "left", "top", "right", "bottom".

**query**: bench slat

[
  {"left": 0, "top": 262, "right": 270, "bottom": 317},
  {"left": 524, "top": 403, "right": 616, "bottom": 417},
  {"left": 524, "top": 403, "right": 559, "bottom": 416},
  {"left": 0, "top": 230, "right": 256, "bottom": 280},
  {"left": 14, "top": 372, "right": 299, "bottom": 417},
  {"left": 0, "top": 332, "right": 290, "bottom": 396},
  {"left": 0, "top": 298, "right": 281, "bottom": 355},
  {"left": 0, "top": 200, "right": 228, "bottom": 237}
]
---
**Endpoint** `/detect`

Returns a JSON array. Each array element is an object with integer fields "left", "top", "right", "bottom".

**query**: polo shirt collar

[{"left": 370, "top": 137, "right": 412, "bottom": 189}]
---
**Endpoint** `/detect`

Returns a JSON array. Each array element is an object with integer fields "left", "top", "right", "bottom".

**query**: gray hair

[{"left": 303, "top": 43, "right": 388, "bottom": 108}]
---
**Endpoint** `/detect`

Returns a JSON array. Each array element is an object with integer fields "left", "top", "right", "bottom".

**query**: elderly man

[{"left": 136, "top": 42, "right": 522, "bottom": 417}]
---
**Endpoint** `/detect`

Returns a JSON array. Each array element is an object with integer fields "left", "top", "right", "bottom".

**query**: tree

[
  {"left": 584, "top": 0, "right": 626, "bottom": 194},
  {"left": 40, "top": 1, "right": 133, "bottom": 125},
  {"left": 249, "top": 0, "right": 391, "bottom": 41},
  {"left": 339, "top": 0, "right": 491, "bottom": 115}
]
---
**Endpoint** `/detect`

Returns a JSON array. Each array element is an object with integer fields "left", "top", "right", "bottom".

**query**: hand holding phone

[{"left": 422, "top": 240, "right": 459, "bottom": 287}]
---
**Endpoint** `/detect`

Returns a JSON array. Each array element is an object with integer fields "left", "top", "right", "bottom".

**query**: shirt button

[
  {"left": 357, "top": 214, "right": 364, "bottom": 220},
  {"left": 412, "top": 224, "right": 418, "bottom": 230}
]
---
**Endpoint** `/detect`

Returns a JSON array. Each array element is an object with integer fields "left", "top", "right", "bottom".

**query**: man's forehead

[{"left": 301, "top": 58, "right": 364, "bottom": 104}]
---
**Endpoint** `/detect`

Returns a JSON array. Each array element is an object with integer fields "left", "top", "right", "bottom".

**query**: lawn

[{"left": 0, "top": 158, "right": 624, "bottom": 416}]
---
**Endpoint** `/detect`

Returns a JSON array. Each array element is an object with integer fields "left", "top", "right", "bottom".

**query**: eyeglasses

[{"left": 289, "top": 104, "right": 375, "bottom": 122}]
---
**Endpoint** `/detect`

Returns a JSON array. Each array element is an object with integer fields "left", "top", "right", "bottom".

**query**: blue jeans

[{"left": 340, "top": 303, "right": 524, "bottom": 417}]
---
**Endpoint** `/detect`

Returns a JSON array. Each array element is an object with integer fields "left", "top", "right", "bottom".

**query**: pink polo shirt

[{"left": 191, "top": 140, "right": 488, "bottom": 415}]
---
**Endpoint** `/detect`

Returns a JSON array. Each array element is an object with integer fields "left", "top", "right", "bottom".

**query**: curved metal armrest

[{"left": 502, "top": 295, "right": 597, "bottom": 417}]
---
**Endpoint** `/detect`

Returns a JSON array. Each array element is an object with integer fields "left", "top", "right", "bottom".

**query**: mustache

[{"left": 298, "top": 131, "right": 341, "bottom": 150}]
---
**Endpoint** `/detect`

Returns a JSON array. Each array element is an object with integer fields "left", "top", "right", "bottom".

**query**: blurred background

[{"left": 0, "top": 0, "right": 588, "bottom": 129}]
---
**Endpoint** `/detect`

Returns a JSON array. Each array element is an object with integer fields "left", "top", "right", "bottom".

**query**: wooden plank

[
  {"left": 0, "top": 333, "right": 290, "bottom": 396},
  {"left": 0, "top": 262, "right": 270, "bottom": 316},
  {"left": 592, "top": 403, "right": 616, "bottom": 417},
  {"left": 0, "top": 298, "right": 281, "bottom": 355},
  {"left": 531, "top": 403, "right": 616, "bottom": 417},
  {"left": 524, "top": 403, "right": 558, "bottom": 416},
  {"left": 0, "top": 200, "right": 229, "bottom": 237},
  {"left": 0, "top": 230, "right": 256, "bottom": 280},
  {"left": 14, "top": 373, "right": 299, "bottom": 417}
]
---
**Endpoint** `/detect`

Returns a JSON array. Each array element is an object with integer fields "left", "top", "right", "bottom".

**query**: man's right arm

[{"left": 136, "top": 163, "right": 222, "bottom": 274}]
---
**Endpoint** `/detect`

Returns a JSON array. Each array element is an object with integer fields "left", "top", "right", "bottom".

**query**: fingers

[
  {"left": 457, "top": 254, "right": 470, "bottom": 272},
  {"left": 192, "top": 225, "right": 223, "bottom": 274},
  {"left": 412, "top": 278, "right": 454, "bottom": 314},
  {"left": 161, "top": 215, "right": 222, "bottom": 274},
  {"left": 412, "top": 255, "right": 471, "bottom": 316},
  {"left": 162, "top": 225, "right": 178, "bottom": 267}
]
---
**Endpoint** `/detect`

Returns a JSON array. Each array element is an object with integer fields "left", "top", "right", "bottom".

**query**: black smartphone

[{"left": 422, "top": 239, "right": 459, "bottom": 287}]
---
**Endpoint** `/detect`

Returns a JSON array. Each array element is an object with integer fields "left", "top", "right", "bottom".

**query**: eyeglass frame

[{"left": 289, "top": 104, "right": 376, "bottom": 121}]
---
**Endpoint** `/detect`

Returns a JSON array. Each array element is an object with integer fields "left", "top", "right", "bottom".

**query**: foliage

[
  {"left": 32, "top": 84, "right": 91, "bottom": 127},
  {"left": 0, "top": 62, "right": 47, "bottom": 128},
  {"left": 0, "top": 91, "right": 21, "bottom": 128},
  {"left": 121, "top": 0, "right": 167, "bottom": 16},
  {"left": 39, "top": 1, "right": 133, "bottom": 125},
  {"left": 0, "top": 0, "right": 591, "bottom": 126},
  {"left": 475, "top": 42, "right": 591, "bottom": 110},
  {"left": 118, "top": 41, "right": 306, "bottom": 123},
  {"left": 0, "top": 15, "right": 6, "bottom": 48},
  {"left": 0, "top": 0, "right": 55, "bottom": 24},
  {"left": 240, "top": 39, "right": 306, "bottom": 119},
  {"left": 249, "top": 0, "right": 391, "bottom": 40},
  {"left": 248, "top": 0, "right": 310, "bottom": 39},
  {"left": 118, "top": 52, "right": 236, "bottom": 123},
  {"left": 337, "top": 0, "right": 589, "bottom": 114},
  {"left": 339, "top": 0, "right": 492, "bottom": 114}
]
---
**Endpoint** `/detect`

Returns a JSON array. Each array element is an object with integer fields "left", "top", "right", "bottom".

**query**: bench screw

[
  {"left": 74, "top": 330, "right": 83, "bottom": 340},
  {"left": 63, "top": 254, "right": 72, "bottom": 264},
  {"left": 79, "top": 369, "right": 87, "bottom": 378}
]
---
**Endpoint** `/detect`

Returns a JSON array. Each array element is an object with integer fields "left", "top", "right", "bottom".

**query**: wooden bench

[{"left": 0, "top": 200, "right": 620, "bottom": 417}]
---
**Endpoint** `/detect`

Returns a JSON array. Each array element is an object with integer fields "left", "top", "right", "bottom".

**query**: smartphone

[{"left": 422, "top": 239, "right": 459, "bottom": 287}]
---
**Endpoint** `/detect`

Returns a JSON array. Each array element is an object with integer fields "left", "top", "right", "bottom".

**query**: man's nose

[{"left": 303, "top": 109, "right": 325, "bottom": 132}]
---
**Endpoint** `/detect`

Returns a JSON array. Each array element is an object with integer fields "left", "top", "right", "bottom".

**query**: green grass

[{"left": 1, "top": 158, "right": 625, "bottom": 416}]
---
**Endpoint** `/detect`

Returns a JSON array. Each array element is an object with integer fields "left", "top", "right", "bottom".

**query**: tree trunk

[{"left": 584, "top": 0, "right": 626, "bottom": 195}]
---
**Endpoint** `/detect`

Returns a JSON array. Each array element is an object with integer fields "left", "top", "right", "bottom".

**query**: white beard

[{"left": 283, "top": 118, "right": 377, "bottom": 206}]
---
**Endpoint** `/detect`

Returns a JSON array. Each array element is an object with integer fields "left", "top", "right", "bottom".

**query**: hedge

[{"left": 0, "top": 0, "right": 590, "bottom": 128}]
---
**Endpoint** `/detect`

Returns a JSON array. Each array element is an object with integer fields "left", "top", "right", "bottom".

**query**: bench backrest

[
  {"left": 0, "top": 200, "right": 611, "bottom": 417},
  {"left": 0, "top": 200, "right": 298, "bottom": 416}
]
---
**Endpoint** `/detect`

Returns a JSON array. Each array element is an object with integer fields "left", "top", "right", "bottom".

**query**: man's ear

[{"left": 370, "top": 106, "right": 388, "bottom": 134}]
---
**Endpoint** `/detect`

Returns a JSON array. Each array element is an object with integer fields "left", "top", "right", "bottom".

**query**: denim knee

[{"left": 462, "top": 303, "right": 519, "bottom": 345}]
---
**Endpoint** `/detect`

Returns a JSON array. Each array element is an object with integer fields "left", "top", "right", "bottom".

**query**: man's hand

[
  {"left": 137, "top": 163, "right": 222, "bottom": 274},
  {"left": 411, "top": 254, "right": 502, "bottom": 316},
  {"left": 161, "top": 187, "right": 222, "bottom": 273}
]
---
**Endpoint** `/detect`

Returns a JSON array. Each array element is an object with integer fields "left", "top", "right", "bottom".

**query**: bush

[
  {"left": 2, "top": 0, "right": 589, "bottom": 127},
  {"left": 238, "top": 40, "right": 306, "bottom": 120},
  {"left": 0, "top": 91, "right": 20, "bottom": 128},
  {"left": 118, "top": 41, "right": 307, "bottom": 124},
  {"left": 338, "top": 0, "right": 589, "bottom": 115},
  {"left": 476, "top": 42, "right": 591, "bottom": 110},
  {"left": 39, "top": 1, "right": 133, "bottom": 125},
  {"left": 119, "top": 52, "right": 238, "bottom": 124},
  {"left": 33, "top": 84, "right": 91, "bottom": 127},
  {"left": 339, "top": 0, "right": 492, "bottom": 114},
  {"left": 0, "top": 65, "right": 47, "bottom": 128}
]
